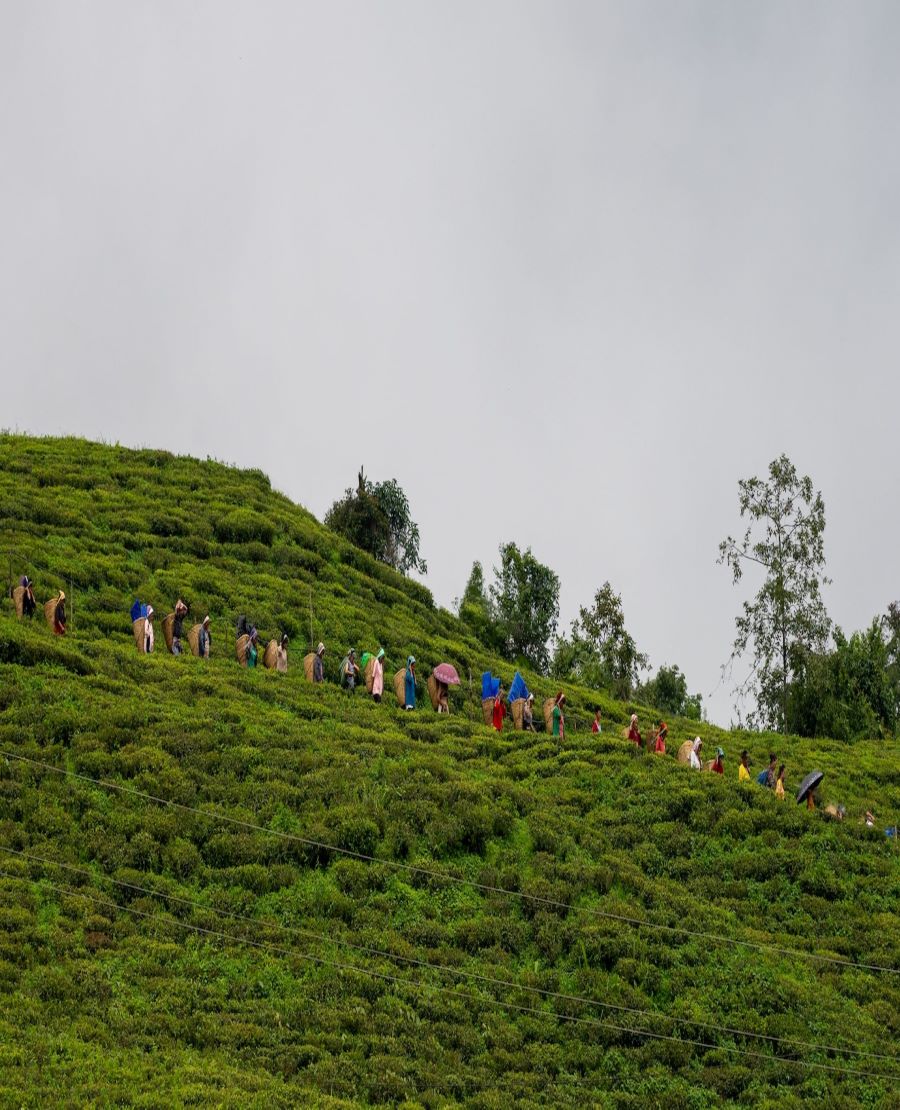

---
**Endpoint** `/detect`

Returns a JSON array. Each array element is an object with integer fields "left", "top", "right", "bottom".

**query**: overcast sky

[{"left": 2, "top": 1, "right": 898, "bottom": 724}]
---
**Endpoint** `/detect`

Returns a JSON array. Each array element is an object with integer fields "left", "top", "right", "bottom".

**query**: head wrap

[
  {"left": 407, "top": 655, "right": 416, "bottom": 666},
  {"left": 692, "top": 737, "right": 702, "bottom": 752},
  {"left": 317, "top": 642, "right": 325, "bottom": 655}
]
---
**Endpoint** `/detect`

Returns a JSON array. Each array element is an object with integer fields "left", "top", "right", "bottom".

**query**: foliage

[
  {"left": 885, "top": 601, "right": 900, "bottom": 709},
  {"left": 787, "top": 616, "right": 898, "bottom": 741},
  {"left": 638, "top": 664, "right": 703, "bottom": 721},
  {"left": 456, "top": 561, "right": 502, "bottom": 653},
  {"left": 488, "top": 543, "right": 560, "bottom": 675},
  {"left": 324, "top": 468, "right": 426, "bottom": 576},
  {"left": 553, "top": 582, "right": 648, "bottom": 699},
  {"left": 719, "top": 454, "right": 831, "bottom": 732},
  {"left": 0, "top": 435, "right": 899, "bottom": 1107}
]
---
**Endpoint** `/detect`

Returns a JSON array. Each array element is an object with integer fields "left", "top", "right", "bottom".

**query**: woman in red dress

[{"left": 492, "top": 687, "right": 506, "bottom": 731}]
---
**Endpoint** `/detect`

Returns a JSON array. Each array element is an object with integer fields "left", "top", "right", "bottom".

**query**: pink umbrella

[{"left": 433, "top": 663, "right": 461, "bottom": 686}]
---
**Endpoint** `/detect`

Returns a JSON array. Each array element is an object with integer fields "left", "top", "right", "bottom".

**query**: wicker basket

[
  {"left": 303, "top": 652, "right": 316, "bottom": 681},
  {"left": 364, "top": 657, "right": 376, "bottom": 693},
  {"left": 263, "top": 640, "right": 278, "bottom": 669},
  {"left": 236, "top": 633, "right": 250, "bottom": 666},
  {"left": 133, "top": 617, "right": 147, "bottom": 653},
  {"left": 677, "top": 740, "right": 693, "bottom": 765},
  {"left": 187, "top": 624, "right": 202, "bottom": 656},
  {"left": 425, "top": 673, "right": 438, "bottom": 711},
  {"left": 44, "top": 596, "right": 59, "bottom": 629},
  {"left": 12, "top": 586, "right": 25, "bottom": 618},
  {"left": 481, "top": 698, "right": 493, "bottom": 725},
  {"left": 510, "top": 698, "right": 525, "bottom": 730},
  {"left": 162, "top": 613, "right": 175, "bottom": 653},
  {"left": 543, "top": 698, "right": 556, "bottom": 733},
  {"left": 393, "top": 669, "right": 407, "bottom": 707}
]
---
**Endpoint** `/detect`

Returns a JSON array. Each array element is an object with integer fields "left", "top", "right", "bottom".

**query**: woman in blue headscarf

[{"left": 404, "top": 656, "right": 416, "bottom": 710}]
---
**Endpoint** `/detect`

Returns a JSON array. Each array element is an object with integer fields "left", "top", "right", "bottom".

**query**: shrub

[{"left": 213, "top": 510, "right": 275, "bottom": 545}]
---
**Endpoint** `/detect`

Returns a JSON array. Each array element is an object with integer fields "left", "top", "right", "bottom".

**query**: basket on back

[
  {"left": 263, "top": 640, "right": 278, "bottom": 669},
  {"left": 303, "top": 652, "right": 316, "bottom": 681},
  {"left": 133, "top": 617, "right": 147, "bottom": 653},
  {"left": 543, "top": 698, "right": 556, "bottom": 733},
  {"left": 236, "top": 633, "right": 250, "bottom": 666},
  {"left": 426, "top": 673, "right": 440, "bottom": 711},
  {"left": 481, "top": 698, "right": 493, "bottom": 725},
  {"left": 187, "top": 624, "right": 202, "bottom": 656},
  {"left": 364, "top": 657, "right": 376, "bottom": 693},
  {"left": 677, "top": 739, "right": 692, "bottom": 764},
  {"left": 393, "top": 669, "right": 407, "bottom": 707},
  {"left": 510, "top": 698, "right": 525, "bottom": 730},
  {"left": 162, "top": 613, "right": 176, "bottom": 653},
  {"left": 12, "top": 586, "right": 25, "bottom": 618},
  {"left": 44, "top": 596, "right": 60, "bottom": 630}
]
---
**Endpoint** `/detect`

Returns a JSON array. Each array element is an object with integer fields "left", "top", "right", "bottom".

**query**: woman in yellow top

[
  {"left": 738, "top": 749, "right": 751, "bottom": 782},
  {"left": 775, "top": 764, "right": 786, "bottom": 800}
]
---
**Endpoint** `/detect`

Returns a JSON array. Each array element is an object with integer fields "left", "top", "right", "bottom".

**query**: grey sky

[{"left": 2, "top": 2, "right": 898, "bottom": 724}]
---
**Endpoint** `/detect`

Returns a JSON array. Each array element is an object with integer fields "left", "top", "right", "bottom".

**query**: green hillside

[{"left": 0, "top": 434, "right": 898, "bottom": 1107}]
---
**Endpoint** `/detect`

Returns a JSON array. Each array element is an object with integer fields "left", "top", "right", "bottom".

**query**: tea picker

[{"left": 796, "top": 770, "right": 824, "bottom": 811}]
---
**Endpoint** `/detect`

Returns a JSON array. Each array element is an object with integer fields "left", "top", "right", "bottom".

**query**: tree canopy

[
  {"left": 457, "top": 546, "right": 559, "bottom": 674},
  {"left": 325, "top": 468, "right": 427, "bottom": 576},
  {"left": 489, "top": 543, "right": 560, "bottom": 674},
  {"left": 552, "top": 582, "right": 648, "bottom": 699},
  {"left": 637, "top": 664, "right": 703, "bottom": 721},
  {"left": 786, "top": 608, "right": 900, "bottom": 741}
]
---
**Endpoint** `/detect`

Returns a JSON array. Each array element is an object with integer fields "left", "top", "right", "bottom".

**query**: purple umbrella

[{"left": 433, "top": 663, "right": 461, "bottom": 686}]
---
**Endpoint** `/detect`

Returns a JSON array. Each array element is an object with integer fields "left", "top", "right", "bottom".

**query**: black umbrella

[{"left": 796, "top": 770, "right": 824, "bottom": 804}]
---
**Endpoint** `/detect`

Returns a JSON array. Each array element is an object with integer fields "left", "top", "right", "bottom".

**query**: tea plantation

[{"left": 0, "top": 435, "right": 898, "bottom": 1107}]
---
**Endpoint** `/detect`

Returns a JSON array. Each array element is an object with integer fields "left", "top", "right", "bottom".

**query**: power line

[
  {"left": 4, "top": 749, "right": 896, "bottom": 976},
  {"left": 1, "top": 870, "right": 896, "bottom": 1083},
  {"left": 4, "top": 844, "right": 892, "bottom": 1066}
]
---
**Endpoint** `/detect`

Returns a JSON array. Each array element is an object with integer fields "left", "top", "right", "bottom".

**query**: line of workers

[
  {"left": 6, "top": 577, "right": 890, "bottom": 827},
  {"left": 624, "top": 712, "right": 787, "bottom": 789}
]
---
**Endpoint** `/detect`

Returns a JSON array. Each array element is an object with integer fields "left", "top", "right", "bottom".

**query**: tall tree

[
  {"left": 325, "top": 468, "right": 427, "bottom": 576},
  {"left": 559, "top": 582, "right": 648, "bottom": 699},
  {"left": 490, "top": 543, "right": 559, "bottom": 674},
  {"left": 719, "top": 454, "right": 830, "bottom": 731},
  {"left": 371, "top": 477, "right": 427, "bottom": 575},
  {"left": 884, "top": 601, "right": 900, "bottom": 704},
  {"left": 456, "top": 561, "right": 500, "bottom": 651},
  {"left": 637, "top": 664, "right": 703, "bottom": 720}
]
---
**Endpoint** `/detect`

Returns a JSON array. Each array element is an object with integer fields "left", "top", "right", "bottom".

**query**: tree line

[{"left": 325, "top": 455, "right": 899, "bottom": 739}]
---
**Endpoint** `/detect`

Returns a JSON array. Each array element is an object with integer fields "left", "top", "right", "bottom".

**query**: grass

[{"left": 0, "top": 433, "right": 898, "bottom": 1107}]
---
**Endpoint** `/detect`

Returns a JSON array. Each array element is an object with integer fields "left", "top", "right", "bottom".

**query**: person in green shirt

[{"left": 552, "top": 693, "right": 566, "bottom": 740}]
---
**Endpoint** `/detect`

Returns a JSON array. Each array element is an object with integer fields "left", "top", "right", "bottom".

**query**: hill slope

[{"left": 0, "top": 434, "right": 898, "bottom": 1107}]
